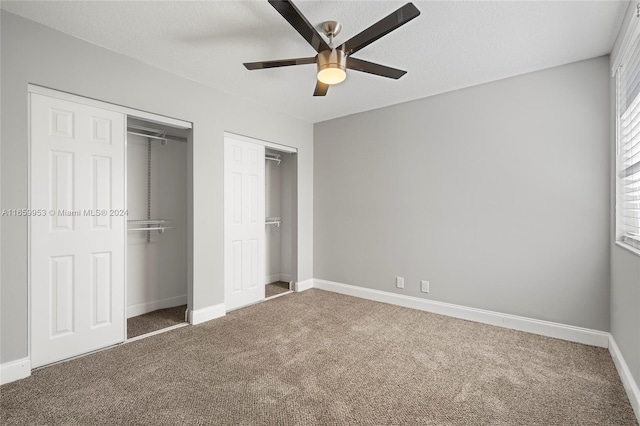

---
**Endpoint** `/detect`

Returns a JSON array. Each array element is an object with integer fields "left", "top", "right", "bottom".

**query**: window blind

[{"left": 618, "top": 34, "right": 640, "bottom": 250}]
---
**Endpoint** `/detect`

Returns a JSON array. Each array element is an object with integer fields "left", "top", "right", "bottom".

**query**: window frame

[{"left": 615, "top": 24, "right": 640, "bottom": 257}]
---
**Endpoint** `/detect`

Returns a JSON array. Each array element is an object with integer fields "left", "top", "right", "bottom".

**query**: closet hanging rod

[
  {"left": 127, "top": 219, "right": 170, "bottom": 225},
  {"left": 128, "top": 123, "right": 167, "bottom": 134},
  {"left": 265, "top": 154, "right": 281, "bottom": 165},
  {"left": 127, "top": 129, "right": 188, "bottom": 143},
  {"left": 128, "top": 227, "right": 176, "bottom": 232},
  {"left": 128, "top": 123, "right": 188, "bottom": 140}
]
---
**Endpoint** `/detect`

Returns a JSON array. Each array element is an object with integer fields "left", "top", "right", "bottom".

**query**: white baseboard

[
  {"left": 0, "top": 357, "right": 31, "bottom": 385},
  {"left": 189, "top": 303, "right": 226, "bottom": 325},
  {"left": 265, "top": 274, "right": 281, "bottom": 284},
  {"left": 609, "top": 336, "right": 640, "bottom": 422},
  {"left": 127, "top": 294, "right": 187, "bottom": 318},
  {"left": 265, "top": 274, "right": 293, "bottom": 285},
  {"left": 312, "top": 279, "right": 610, "bottom": 348},
  {"left": 280, "top": 274, "right": 292, "bottom": 283},
  {"left": 294, "top": 279, "right": 313, "bottom": 292}
]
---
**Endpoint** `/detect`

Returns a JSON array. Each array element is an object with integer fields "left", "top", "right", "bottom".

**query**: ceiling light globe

[
  {"left": 317, "top": 68, "right": 346, "bottom": 85},
  {"left": 317, "top": 49, "right": 347, "bottom": 85}
]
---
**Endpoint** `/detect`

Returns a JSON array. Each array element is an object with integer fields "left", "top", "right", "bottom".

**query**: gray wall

[
  {"left": 314, "top": 56, "right": 611, "bottom": 331},
  {"left": 611, "top": 246, "right": 640, "bottom": 381},
  {"left": 0, "top": 11, "right": 313, "bottom": 364},
  {"left": 609, "top": 0, "right": 640, "bottom": 391}
]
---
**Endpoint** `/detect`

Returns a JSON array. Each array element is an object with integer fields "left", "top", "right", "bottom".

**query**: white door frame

[
  {"left": 223, "top": 132, "right": 297, "bottom": 154},
  {"left": 27, "top": 85, "right": 193, "bottom": 366}
]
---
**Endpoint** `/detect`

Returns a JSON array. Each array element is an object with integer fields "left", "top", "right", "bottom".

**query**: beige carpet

[
  {"left": 127, "top": 305, "right": 187, "bottom": 339},
  {"left": 266, "top": 281, "right": 291, "bottom": 298},
  {"left": 1, "top": 289, "right": 636, "bottom": 425}
]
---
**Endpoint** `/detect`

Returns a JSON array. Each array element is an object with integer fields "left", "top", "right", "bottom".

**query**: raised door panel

[
  {"left": 91, "top": 156, "right": 112, "bottom": 230},
  {"left": 50, "top": 151, "right": 75, "bottom": 230},
  {"left": 50, "top": 255, "right": 75, "bottom": 337},
  {"left": 91, "top": 252, "right": 112, "bottom": 327}
]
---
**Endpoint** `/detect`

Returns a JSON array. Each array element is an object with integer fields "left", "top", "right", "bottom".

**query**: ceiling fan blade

[
  {"left": 244, "top": 57, "right": 316, "bottom": 70},
  {"left": 268, "top": 0, "right": 330, "bottom": 53},
  {"left": 339, "top": 3, "right": 420, "bottom": 56},
  {"left": 313, "top": 81, "right": 329, "bottom": 96},
  {"left": 346, "top": 57, "right": 407, "bottom": 79}
]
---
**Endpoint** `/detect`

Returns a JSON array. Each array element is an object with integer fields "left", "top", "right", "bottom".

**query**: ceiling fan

[{"left": 243, "top": 0, "right": 421, "bottom": 96}]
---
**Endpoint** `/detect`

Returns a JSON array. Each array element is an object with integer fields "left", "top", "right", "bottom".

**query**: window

[{"left": 616, "top": 34, "right": 640, "bottom": 252}]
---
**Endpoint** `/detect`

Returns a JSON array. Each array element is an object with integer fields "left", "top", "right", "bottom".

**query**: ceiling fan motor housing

[{"left": 317, "top": 49, "right": 347, "bottom": 84}]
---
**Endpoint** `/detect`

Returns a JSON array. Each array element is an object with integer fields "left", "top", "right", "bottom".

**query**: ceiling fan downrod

[{"left": 321, "top": 20, "right": 342, "bottom": 48}]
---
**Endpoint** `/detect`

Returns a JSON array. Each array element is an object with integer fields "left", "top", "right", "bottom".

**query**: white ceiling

[{"left": 1, "top": 0, "right": 629, "bottom": 123}]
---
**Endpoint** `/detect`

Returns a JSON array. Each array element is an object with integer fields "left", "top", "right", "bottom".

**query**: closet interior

[
  {"left": 126, "top": 118, "right": 190, "bottom": 339},
  {"left": 265, "top": 148, "right": 296, "bottom": 299}
]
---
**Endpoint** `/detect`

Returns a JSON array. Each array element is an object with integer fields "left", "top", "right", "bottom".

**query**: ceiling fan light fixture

[
  {"left": 317, "top": 67, "right": 346, "bottom": 85},
  {"left": 317, "top": 49, "right": 347, "bottom": 85}
]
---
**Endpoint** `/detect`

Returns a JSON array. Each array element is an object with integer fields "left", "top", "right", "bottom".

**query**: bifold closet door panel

[
  {"left": 224, "top": 137, "right": 265, "bottom": 310},
  {"left": 30, "top": 93, "right": 126, "bottom": 368}
]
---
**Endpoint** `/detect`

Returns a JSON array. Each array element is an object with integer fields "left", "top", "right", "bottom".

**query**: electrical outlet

[
  {"left": 421, "top": 280, "right": 430, "bottom": 293},
  {"left": 396, "top": 277, "right": 404, "bottom": 289}
]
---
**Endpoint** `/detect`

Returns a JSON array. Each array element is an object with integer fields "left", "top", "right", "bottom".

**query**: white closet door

[
  {"left": 30, "top": 93, "right": 125, "bottom": 368},
  {"left": 224, "top": 136, "right": 265, "bottom": 311}
]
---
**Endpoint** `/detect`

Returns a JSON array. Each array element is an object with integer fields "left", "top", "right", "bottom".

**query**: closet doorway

[
  {"left": 29, "top": 86, "right": 193, "bottom": 368},
  {"left": 264, "top": 149, "right": 296, "bottom": 299},
  {"left": 224, "top": 133, "right": 297, "bottom": 311},
  {"left": 125, "top": 119, "right": 190, "bottom": 339}
]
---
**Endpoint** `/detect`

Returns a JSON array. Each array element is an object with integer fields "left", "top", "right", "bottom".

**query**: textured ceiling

[{"left": 1, "top": 0, "right": 629, "bottom": 123}]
